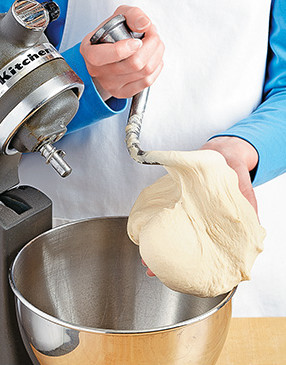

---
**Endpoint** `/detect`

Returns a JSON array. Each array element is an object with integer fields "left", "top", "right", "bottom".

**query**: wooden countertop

[
  {"left": 216, "top": 317, "right": 286, "bottom": 365},
  {"left": 32, "top": 317, "right": 286, "bottom": 365}
]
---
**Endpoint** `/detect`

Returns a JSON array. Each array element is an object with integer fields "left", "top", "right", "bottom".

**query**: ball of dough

[{"left": 127, "top": 150, "right": 266, "bottom": 297}]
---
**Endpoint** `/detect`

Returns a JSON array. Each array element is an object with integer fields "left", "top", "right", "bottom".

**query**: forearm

[
  {"left": 210, "top": 0, "right": 286, "bottom": 187},
  {"left": 211, "top": 89, "right": 286, "bottom": 187}
]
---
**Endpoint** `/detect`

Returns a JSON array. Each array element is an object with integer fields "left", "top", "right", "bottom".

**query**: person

[{"left": 1, "top": 0, "right": 285, "bottom": 316}]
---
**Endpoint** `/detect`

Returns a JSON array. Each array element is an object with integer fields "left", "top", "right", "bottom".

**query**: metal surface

[
  {"left": 0, "top": 186, "right": 52, "bottom": 365},
  {"left": 125, "top": 88, "right": 159, "bottom": 164},
  {"left": 0, "top": 1, "right": 48, "bottom": 48},
  {"left": 0, "top": 43, "right": 63, "bottom": 99},
  {"left": 0, "top": 154, "right": 21, "bottom": 194},
  {"left": 90, "top": 14, "right": 133, "bottom": 44},
  {"left": 0, "top": 70, "right": 83, "bottom": 155},
  {"left": 0, "top": 0, "right": 85, "bottom": 180},
  {"left": 10, "top": 217, "right": 235, "bottom": 365},
  {"left": 90, "top": 15, "right": 153, "bottom": 165},
  {"left": 39, "top": 142, "right": 71, "bottom": 177},
  {"left": 12, "top": 0, "right": 49, "bottom": 30}
]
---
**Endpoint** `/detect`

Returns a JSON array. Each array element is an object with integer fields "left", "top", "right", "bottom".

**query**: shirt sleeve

[
  {"left": 0, "top": 1, "right": 10, "bottom": 13},
  {"left": 211, "top": 0, "right": 286, "bottom": 187},
  {"left": 62, "top": 43, "right": 127, "bottom": 134}
]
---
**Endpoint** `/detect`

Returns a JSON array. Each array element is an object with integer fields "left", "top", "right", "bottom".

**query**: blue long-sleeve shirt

[
  {"left": 212, "top": 0, "right": 286, "bottom": 186},
  {"left": 1, "top": 0, "right": 285, "bottom": 187}
]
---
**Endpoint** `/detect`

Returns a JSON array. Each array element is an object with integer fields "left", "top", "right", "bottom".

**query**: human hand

[
  {"left": 80, "top": 6, "right": 165, "bottom": 100},
  {"left": 142, "top": 259, "right": 156, "bottom": 277},
  {"left": 141, "top": 136, "right": 259, "bottom": 277},
  {"left": 200, "top": 136, "right": 259, "bottom": 214}
]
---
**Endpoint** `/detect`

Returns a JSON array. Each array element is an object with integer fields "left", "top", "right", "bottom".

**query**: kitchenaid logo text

[
  {"left": 0, "top": 44, "right": 63, "bottom": 98},
  {"left": 0, "top": 46, "right": 60, "bottom": 85}
]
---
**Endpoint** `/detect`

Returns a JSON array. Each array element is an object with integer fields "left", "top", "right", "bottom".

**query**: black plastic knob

[{"left": 42, "top": 1, "right": 60, "bottom": 23}]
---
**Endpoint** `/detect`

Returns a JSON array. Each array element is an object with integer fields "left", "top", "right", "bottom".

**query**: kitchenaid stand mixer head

[{"left": 0, "top": 0, "right": 84, "bottom": 192}]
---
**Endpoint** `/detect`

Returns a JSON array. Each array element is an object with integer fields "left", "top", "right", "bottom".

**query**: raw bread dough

[{"left": 127, "top": 150, "right": 266, "bottom": 297}]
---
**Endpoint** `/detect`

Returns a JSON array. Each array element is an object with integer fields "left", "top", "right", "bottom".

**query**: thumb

[
  {"left": 114, "top": 5, "right": 151, "bottom": 32},
  {"left": 235, "top": 166, "right": 258, "bottom": 215}
]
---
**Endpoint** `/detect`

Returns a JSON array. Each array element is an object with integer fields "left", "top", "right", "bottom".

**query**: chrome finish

[
  {"left": 10, "top": 217, "right": 235, "bottom": 365},
  {"left": 90, "top": 15, "right": 154, "bottom": 165},
  {"left": 39, "top": 142, "right": 72, "bottom": 177},
  {"left": 12, "top": 0, "right": 49, "bottom": 30},
  {"left": 0, "top": 43, "right": 63, "bottom": 99},
  {"left": 0, "top": 70, "right": 84, "bottom": 155},
  {"left": 125, "top": 88, "right": 158, "bottom": 164},
  {"left": 90, "top": 14, "right": 132, "bottom": 44}
]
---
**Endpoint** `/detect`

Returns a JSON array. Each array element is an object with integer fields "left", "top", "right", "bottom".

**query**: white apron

[{"left": 19, "top": 0, "right": 286, "bottom": 316}]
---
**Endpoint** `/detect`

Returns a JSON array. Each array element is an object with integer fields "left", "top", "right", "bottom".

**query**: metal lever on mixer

[
  {"left": 90, "top": 15, "right": 159, "bottom": 165},
  {"left": 39, "top": 142, "right": 72, "bottom": 177}
]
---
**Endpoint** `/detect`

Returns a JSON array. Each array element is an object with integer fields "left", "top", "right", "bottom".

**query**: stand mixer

[
  {"left": 0, "top": 5, "right": 159, "bottom": 363},
  {"left": 0, "top": 1, "right": 83, "bottom": 364},
  {"left": 0, "top": 4, "right": 153, "bottom": 363}
]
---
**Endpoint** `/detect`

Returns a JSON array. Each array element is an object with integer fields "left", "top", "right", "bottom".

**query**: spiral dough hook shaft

[{"left": 90, "top": 14, "right": 161, "bottom": 165}]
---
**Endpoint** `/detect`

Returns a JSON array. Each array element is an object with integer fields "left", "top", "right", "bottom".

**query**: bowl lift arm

[{"left": 0, "top": 1, "right": 84, "bottom": 364}]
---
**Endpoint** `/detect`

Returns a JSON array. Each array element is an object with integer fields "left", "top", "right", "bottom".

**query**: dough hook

[{"left": 90, "top": 14, "right": 161, "bottom": 165}]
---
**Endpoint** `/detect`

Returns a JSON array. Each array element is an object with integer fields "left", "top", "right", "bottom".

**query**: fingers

[
  {"left": 81, "top": 5, "right": 153, "bottom": 66},
  {"left": 235, "top": 165, "right": 258, "bottom": 215},
  {"left": 95, "top": 60, "right": 163, "bottom": 98},
  {"left": 83, "top": 25, "right": 163, "bottom": 75},
  {"left": 200, "top": 136, "right": 259, "bottom": 215},
  {"left": 80, "top": 6, "right": 164, "bottom": 99},
  {"left": 110, "top": 25, "right": 164, "bottom": 75},
  {"left": 87, "top": 25, "right": 164, "bottom": 98},
  {"left": 113, "top": 5, "right": 151, "bottom": 32},
  {"left": 82, "top": 39, "right": 143, "bottom": 68},
  {"left": 89, "top": 60, "right": 163, "bottom": 99},
  {"left": 82, "top": 36, "right": 164, "bottom": 98},
  {"left": 115, "top": 61, "right": 164, "bottom": 98},
  {"left": 141, "top": 259, "right": 156, "bottom": 277},
  {"left": 146, "top": 268, "right": 156, "bottom": 277}
]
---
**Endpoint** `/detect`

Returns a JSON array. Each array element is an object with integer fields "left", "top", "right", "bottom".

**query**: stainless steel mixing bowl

[{"left": 9, "top": 217, "right": 235, "bottom": 365}]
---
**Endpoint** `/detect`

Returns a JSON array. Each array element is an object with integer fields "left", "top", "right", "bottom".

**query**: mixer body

[
  {"left": 0, "top": 1, "right": 84, "bottom": 364},
  {"left": 0, "top": 186, "right": 52, "bottom": 365},
  {"left": 0, "top": 0, "right": 84, "bottom": 186}
]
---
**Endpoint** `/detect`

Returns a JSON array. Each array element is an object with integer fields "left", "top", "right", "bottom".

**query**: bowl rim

[{"left": 9, "top": 216, "right": 236, "bottom": 335}]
